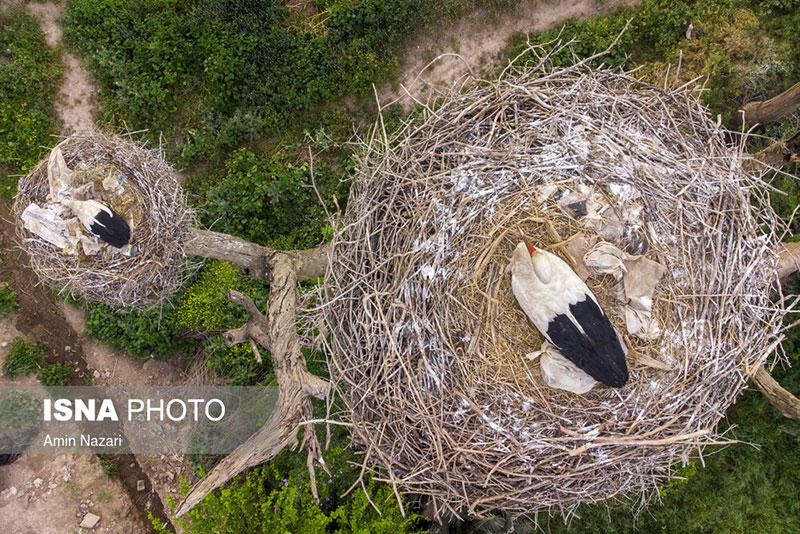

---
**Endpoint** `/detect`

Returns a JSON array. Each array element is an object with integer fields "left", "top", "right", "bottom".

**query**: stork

[
  {"left": 510, "top": 224, "right": 628, "bottom": 388},
  {"left": 60, "top": 198, "right": 131, "bottom": 249}
]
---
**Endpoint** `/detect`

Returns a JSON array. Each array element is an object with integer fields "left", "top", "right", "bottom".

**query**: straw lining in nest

[
  {"left": 14, "top": 131, "right": 196, "bottom": 309},
  {"left": 320, "top": 54, "right": 787, "bottom": 520}
]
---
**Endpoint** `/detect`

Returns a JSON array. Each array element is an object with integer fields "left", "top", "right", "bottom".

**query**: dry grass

[
  {"left": 14, "top": 130, "right": 197, "bottom": 309},
  {"left": 318, "top": 43, "right": 791, "bottom": 522}
]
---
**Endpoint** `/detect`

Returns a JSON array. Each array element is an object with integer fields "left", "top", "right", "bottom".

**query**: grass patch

[
  {"left": 2, "top": 336, "right": 45, "bottom": 378},
  {"left": 0, "top": 282, "right": 17, "bottom": 317},
  {"left": 0, "top": 7, "right": 61, "bottom": 197}
]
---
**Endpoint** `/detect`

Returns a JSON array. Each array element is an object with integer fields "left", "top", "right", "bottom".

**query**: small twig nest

[
  {"left": 320, "top": 46, "right": 789, "bottom": 521},
  {"left": 14, "top": 130, "right": 196, "bottom": 309}
]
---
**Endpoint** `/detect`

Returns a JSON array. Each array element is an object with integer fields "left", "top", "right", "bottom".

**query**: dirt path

[
  {"left": 384, "top": 0, "right": 640, "bottom": 109},
  {"left": 26, "top": 1, "right": 96, "bottom": 134}
]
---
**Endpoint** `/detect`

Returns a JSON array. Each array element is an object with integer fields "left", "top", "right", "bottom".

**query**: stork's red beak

[{"left": 515, "top": 222, "right": 536, "bottom": 256}]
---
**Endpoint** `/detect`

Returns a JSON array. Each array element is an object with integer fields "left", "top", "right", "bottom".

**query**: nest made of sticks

[
  {"left": 320, "top": 50, "right": 789, "bottom": 520},
  {"left": 14, "top": 131, "right": 196, "bottom": 309}
]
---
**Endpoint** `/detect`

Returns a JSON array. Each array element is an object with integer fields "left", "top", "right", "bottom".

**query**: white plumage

[
  {"left": 510, "top": 235, "right": 628, "bottom": 388},
  {"left": 60, "top": 198, "right": 131, "bottom": 249}
]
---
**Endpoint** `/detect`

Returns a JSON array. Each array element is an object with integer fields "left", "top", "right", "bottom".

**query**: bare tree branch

[
  {"left": 734, "top": 80, "right": 800, "bottom": 127},
  {"left": 747, "top": 131, "right": 800, "bottom": 170},
  {"left": 752, "top": 367, "right": 800, "bottom": 420}
]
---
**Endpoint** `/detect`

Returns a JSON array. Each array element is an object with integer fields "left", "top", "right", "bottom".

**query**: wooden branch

[
  {"left": 752, "top": 367, "right": 800, "bottom": 420},
  {"left": 734, "top": 80, "right": 800, "bottom": 127},
  {"left": 185, "top": 228, "right": 270, "bottom": 281},
  {"left": 175, "top": 250, "right": 330, "bottom": 517},
  {"left": 776, "top": 241, "right": 800, "bottom": 281},
  {"left": 185, "top": 227, "right": 330, "bottom": 282}
]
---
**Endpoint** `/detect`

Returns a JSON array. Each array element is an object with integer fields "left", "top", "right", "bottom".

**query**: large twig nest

[
  {"left": 321, "top": 50, "right": 789, "bottom": 520},
  {"left": 14, "top": 131, "right": 196, "bottom": 309}
]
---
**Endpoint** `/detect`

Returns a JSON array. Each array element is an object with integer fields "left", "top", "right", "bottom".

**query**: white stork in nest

[
  {"left": 510, "top": 223, "right": 628, "bottom": 388},
  {"left": 60, "top": 198, "right": 131, "bottom": 249}
]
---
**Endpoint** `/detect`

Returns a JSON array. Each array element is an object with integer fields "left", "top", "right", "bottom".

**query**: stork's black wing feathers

[
  {"left": 90, "top": 209, "right": 131, "bottom": 249},
  {"left": 546, "top": 297, "right": 628, "bottom": 388}
]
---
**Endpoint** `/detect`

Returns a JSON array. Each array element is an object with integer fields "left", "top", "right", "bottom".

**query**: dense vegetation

[
  {"left": 0, "top": 8, "right": 61, "bottom": 197},
  {"left": 0, "top": 0, "right": 798, "bottom": 532},
  {"left": 507, "top": 0, "right": 800, "bottom": 124}
]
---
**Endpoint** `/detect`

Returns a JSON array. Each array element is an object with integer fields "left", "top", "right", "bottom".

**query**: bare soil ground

[
  {"left": 1, "top": 454, "right": 145, "bottom": 534},
  {"left": 384, "top": 0, "right": 640, "bottom": 110}
]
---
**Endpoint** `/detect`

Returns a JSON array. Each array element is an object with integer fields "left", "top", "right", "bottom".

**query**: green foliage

[
  {"left": 177, "top": 259, "right": 271, "bottom": 384},
  {"left": 173, "top": 446, "right": 422, "bottom": 534},
  {"left": 505, "top": 0, "right": 800, "bottom": 121},
  {"left": 756, "top": 0, "right": 800, "bottom": 14},
  {"left": 0, "top": 281, "right": 16, "bottom": 317},
  {"left": 202, "top": 148, "right": 348, "bottom": 250},
  {"left": 0, "top": 8, "right": 61, "bottom": 196},
  {"left": 98, "top": 454, "right": 118, "bottom": 477},
  {"left": 2, "top": 336, "right": 45, "bottom": 378},
  {"left": 0, "top": 390, "right": 40, "bottom": 429},
  {"left": 658, "top": 460, "right": 697, "bottom": 497},
  {"left": 83, "top": 301, "right": 194, "bottom": 359},
  {"left": 177, "top": 259, "right": 267, "bottom": 331},
  {"left": 63, "top": 0, "right": 423, "bottom": 163},
  {"left": 37, "top": 362, "right": 72, "bottom": 387}
]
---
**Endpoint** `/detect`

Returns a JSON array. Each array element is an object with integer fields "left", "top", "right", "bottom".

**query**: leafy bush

[
  {"left": 0, "top": 282, "right": 16, "bottom": 317},
  {"left": 64, "top": 0, "right": 422, "bottom": 163},
  {"left": 83, "top": 301, "right": 194, "bottom": 359},
  {"left": 173, "top": 447, "right": 422, "bottom": 534},
  {"left": 2, "top": 336, "right": 45, "bottom": 378},
  {"left": 505, "top": 0, "right": 800, "bottom": 121},
  {"left": 0, "top": 8, "right": 61, "bottom": 196},
  {"left": 37, "top": 362, "right": 72, "bottom": 386},
  {"left": 177, "top": 259, "right": 271, "bottom": 385},
  {"left": 98, "top": 454, "right": 118, "bottom": 476},
  {"left": 201, "top": 148, "right": 348, "bottom": 250}
]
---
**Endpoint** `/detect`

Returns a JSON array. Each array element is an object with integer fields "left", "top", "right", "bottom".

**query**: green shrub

[
  {"left": 177, "top": 259, "right": 271, "bottom": 384},
  {"left": 64, "top": 0, "right": 422, "bottom": 163},
  {"left": 173, "top": 447, "right": 422, "bottom": 534},
  {"left": 201, "top": 148, "right": 348, "bottom": 250},
  {"left": 0, "top": 8, "right": 61, "bottom": 196},
  {"left": 0, "top": 282, "right": 16, "bottom": 317},
  {"left": 2, "top": 336, "right": 45, "bottom": 378},
  {"left": 98, "top": 454, "right": 118, "bottom": 476},
  {"left": 37, "top": 362, "right": 72, "bottom": 386},
  {"left": 83, "top": 301, "right": 194, "bottom": 359}
]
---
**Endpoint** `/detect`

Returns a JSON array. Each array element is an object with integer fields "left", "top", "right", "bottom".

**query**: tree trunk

[
  {"left": 174, "top": 231, "right": 330, "bottom": 517},
  {"left": 734, "top": 81, "right": 800, "bottom": 127}
]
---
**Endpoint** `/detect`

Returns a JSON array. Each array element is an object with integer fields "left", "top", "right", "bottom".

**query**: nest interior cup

[
  {"left": 321, "top": 60, "right": 786, "bottom": 519},
  {"left": 14, "top": 131, "right": 196, "bottom": 309}
]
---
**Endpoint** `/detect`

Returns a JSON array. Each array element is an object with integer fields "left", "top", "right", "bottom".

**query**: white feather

[{"left": 509, "top": 241, "right": 597, "bottom": 340}]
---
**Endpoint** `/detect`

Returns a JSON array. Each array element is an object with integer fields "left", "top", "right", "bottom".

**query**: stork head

[
  {"left": 512, "top": 222, "right": 552, "bottom": 284},
  {"left": 515, "top": 222, "right": 537, "bottom": 256}
]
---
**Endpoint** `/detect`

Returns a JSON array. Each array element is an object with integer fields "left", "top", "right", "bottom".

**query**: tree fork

[{"left": 174, "top": 236, "right": 330, "bottom": 517}]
